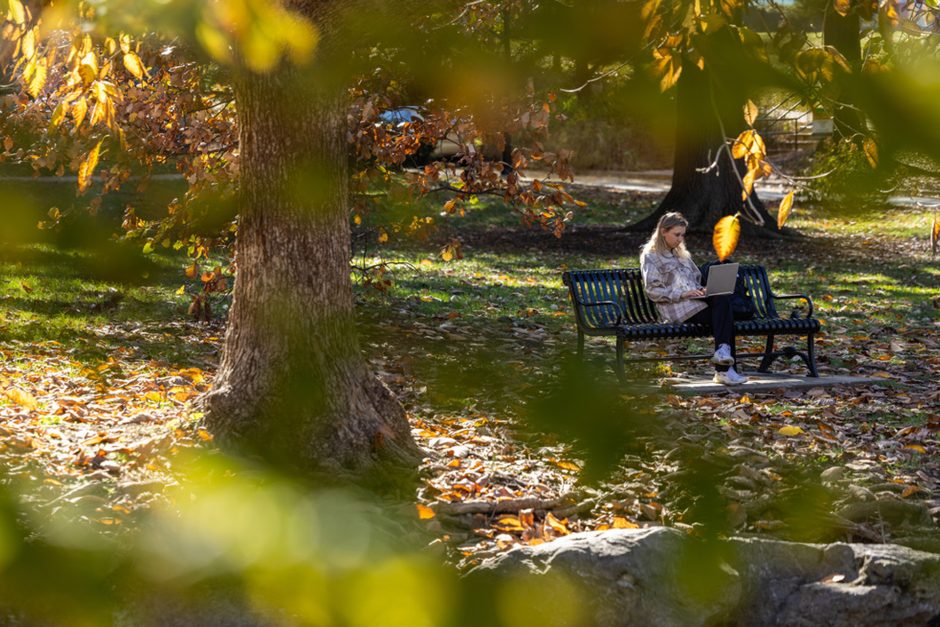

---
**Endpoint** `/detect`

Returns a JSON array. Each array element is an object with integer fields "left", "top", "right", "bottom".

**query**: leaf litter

[{"left": 0, "top": 188, "right": 937, "bottom": 566}]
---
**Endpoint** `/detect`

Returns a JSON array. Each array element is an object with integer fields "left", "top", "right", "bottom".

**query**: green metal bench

[{"left": 562, "top": 265, "right": 820, "bottom": 382}]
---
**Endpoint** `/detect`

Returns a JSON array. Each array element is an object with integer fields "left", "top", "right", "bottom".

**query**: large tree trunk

[
  {"left": 823, "top": 1, "right": 864, "bottom": 140},
  {"left": 204, "top": 5, "right": 418, "bottom": 473},
  {"left": 627, "top": 61, "right": 777, "bottom": 235}
]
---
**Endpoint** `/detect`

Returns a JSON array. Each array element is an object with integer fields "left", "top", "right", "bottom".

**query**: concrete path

[
  {"left": 655, "top": 371, "right": 892, "bottom": 396},
  {"left": 5, "top": 168, "right": 937, "bottom": 208},
  {"left": 561, "top": 170, "right": 940, "bottom": 208}
]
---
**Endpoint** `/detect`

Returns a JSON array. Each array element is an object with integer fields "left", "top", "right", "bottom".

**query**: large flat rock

[
  {"left": 655, "top": 371, "right": 891, "bottom": 395},
  {"left": 471, "top": 527, "right": 940, "bottom": 627}
]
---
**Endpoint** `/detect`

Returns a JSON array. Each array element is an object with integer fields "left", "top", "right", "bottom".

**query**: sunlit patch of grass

[
  {"left": 0, "top": 243, "right": 216, "bottom": 366},
  {"left": 788, "top": 205, "right": 938, "bottom": 243}
]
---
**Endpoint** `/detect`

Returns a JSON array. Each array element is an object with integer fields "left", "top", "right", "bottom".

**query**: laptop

[{"left": 690, "top": 262, "right": 739, "bottom": 298}]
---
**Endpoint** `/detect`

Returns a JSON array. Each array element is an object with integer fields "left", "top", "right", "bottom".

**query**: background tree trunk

[
  {"left": 627, "top": 60, "right": 777, "bottom": 236},
  {"left": 823, "top": 2, "right": 864, "bottom": 140},
  {"left": 204, "top": 5, "right": 418, "bottom": 473}
]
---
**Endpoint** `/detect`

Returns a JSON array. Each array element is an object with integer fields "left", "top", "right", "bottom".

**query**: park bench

[{"left": 562, "top": 264, "right": 820, "bottom": 382}]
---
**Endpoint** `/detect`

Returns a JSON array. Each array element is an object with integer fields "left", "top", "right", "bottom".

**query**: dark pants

[{"left": 687, "top": 294, "right": 735, "bottom": 371}]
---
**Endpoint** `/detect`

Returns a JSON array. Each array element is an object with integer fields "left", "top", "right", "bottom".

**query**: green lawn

[{"left": 0, "top": 179, "right": 937, "bottom": 566}]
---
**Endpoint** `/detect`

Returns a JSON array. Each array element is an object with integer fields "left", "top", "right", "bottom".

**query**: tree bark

[
  {"left": 823, "top": 1, "right": 864, "bottom": 140},
  {"left": 627, "top": 60, "right": 777, "bottom": 236},
  {"left": 204, "top": 2, "right": 419, "bottom": 473}
]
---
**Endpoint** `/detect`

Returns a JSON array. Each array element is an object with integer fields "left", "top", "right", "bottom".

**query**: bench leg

[
  {"left": 758, "top": 334, "right": 776, "bottom": 373},
  {"left": 805, "top": 333, "right": 819, "bottom": 377},
  {"left": 615, "top": 338, "right": 626, "bottom": 384}
]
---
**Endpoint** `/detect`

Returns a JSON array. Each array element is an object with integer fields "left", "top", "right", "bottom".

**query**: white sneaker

[
  {"left": 713, "top": 367, "right": 748, "bottom": 386},
  {"left": 711, "top": 344, "right": 735, "bottom": 366}
]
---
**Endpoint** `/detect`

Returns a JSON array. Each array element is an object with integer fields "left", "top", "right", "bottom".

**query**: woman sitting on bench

[{"left": 639, "top": 212, "right": 747, "bottom": 386}]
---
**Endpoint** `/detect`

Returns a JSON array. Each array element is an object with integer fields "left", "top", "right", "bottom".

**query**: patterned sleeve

[
  {"left": 688, "top": 258, "right": 702, "bottom": 286},
  {"left": 640, "top": 253, "right": 685, "bottom": 303}
]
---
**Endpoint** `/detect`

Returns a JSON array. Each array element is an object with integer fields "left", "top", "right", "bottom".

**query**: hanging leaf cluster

[{"left": 730, "top": 128, "right": 772, "bottom": 201}]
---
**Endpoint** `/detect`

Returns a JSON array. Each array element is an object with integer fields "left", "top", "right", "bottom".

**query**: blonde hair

[{"left": 641, "top": 212, "right": 691, "bottom": 259}]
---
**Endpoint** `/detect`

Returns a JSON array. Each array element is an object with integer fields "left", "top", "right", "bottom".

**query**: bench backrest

[{"left": 563, "top": 264, "right": 778, "bottom": 330}]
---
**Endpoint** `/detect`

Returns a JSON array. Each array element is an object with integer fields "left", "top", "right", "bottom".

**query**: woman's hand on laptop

[{"left": 682, "top": 288, "right": 706, "bottom": 299}]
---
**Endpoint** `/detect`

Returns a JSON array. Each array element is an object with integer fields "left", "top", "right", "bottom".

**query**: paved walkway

[
  {"left": 561, "top": 170, "right": 940, "bottom": 209},
  {"left": 5, "top": 168, "right": 938, "bottom": 209}
]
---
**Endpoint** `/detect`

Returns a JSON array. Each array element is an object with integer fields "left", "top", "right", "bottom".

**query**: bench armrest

[{"left": 772, "top": 293, "right": 814, "bottom": 318}]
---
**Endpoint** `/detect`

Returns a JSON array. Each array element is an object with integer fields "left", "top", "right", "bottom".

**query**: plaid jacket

[{"left": 640, "top": 251, "right": 707, "bottom": 323}]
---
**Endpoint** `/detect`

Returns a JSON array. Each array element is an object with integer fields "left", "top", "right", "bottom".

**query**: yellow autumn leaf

[
  {"left": 49, "top": 100, "right": 69, "bottom": 130},
  {"left": 777, "top": 190, "right": 795, "bottom": 229},
  {"left": 904, "top": 444, "right": 926, "bottom": 454},
  {"left": 553, "top": 459, "right": 581, "bottom": 472},
  {"left": 713, "top": 214, "right": 741, "bottom": 262},
  {"left": 71, "top": 97, "right": 88, "bottom": 128},
  {"left": 77, "top": 140, "right": 102, "bottom": 193},
  {"left": 441, "top": 247, "right": 454, "bottom": 262},
  {"left": 932, "top": 215, "right": 939, "bottom": 255},
  {"left": 144, "top": 391, "right": 164, "bottom": 402},
  {"left": 175, "top": 285, "right": 186, "bottom": 296},
  {"left": 652, "top": 46, "right": 682, "bottom": 92},
  {"left": 377, "top": 229, "right": 389, "bottom": 244},
  {"left": 28, "top": 58, "right": 47, "bottom": 98},
  {"left": 5, "top": 388, "right": 38, "bottom": 410},
  {"left": 882, "top": 1, "right": 900, "bottom": 27},
  {"left": 122, "top": 52, "right": 145, "bottom": 79},
  {"left": 743, "top": 99, "right": 758, "bottom": 126},
  {"left": 741, "top": 167, "right": 757, "bottom": 200},
  {"left": 416, "top": 504, "right": 436, "bottom": 520},
  {"left": 612, "top": 516, "right": 639, "bottom": 529},
  {"left": 21, "top": 28, "right": 35, "bottom": 60},
  {"left": 833, "top": 0, "right": 851, "bottom": 16},
  {"left": 545, "top": 512, "right": 570, "bottom": 535},
  {"left": 863, "top": 138, "right": 878, "bottom": 168},
  {"left": 78, "top": 52, "right": 98, "bottom": 87},
  {"left": 731, "top": 129, "right": 755, "bottom": 159},
  {"left": 495, "top": 515, "right": 526, "bottom": 531},
  {"left": 778, "top": 425, "right": 804, "bottom": 436},
  {"left": 8, "top": 0, "right": 26, "bottom": 25}
]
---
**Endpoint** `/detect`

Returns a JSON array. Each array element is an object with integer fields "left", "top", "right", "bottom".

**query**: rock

[
  {"left": 99, "top": 460, "right": 122, "bottom": 475},
  {"left": 820, "top": 466, "right": 845, "bottom": 483},
  {"left": 472, "top": 527, "right": 940, "bottom": 626},
  {"left": 847, "top": 484, "right": 875, "bottom": 502},
  {"left": 837, "top": 498, "right": 934, "bottom": 527},
  {"left": 427, "top": 437, "right": 457, "bottom": 449},
  {"left": 117, "top": 479, "right": 168, "bottom": 496},
  {"left": 121, "top": 412, "right": 157, "bottom": 425},
  {"left": 446, "top": 445, "right": 471, "bottom": 458},
  {"left": 471, "top": 528, "right": 741, "bottom": 626}
]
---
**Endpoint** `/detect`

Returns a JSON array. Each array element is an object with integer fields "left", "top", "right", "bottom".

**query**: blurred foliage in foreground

[{"left": 0, "top": 448, "right": 612, "bottom": 627}]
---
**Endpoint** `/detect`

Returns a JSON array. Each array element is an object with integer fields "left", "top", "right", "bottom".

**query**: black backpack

[{"left": 699, "top": 261, "right": 756, "bottom": 320}]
